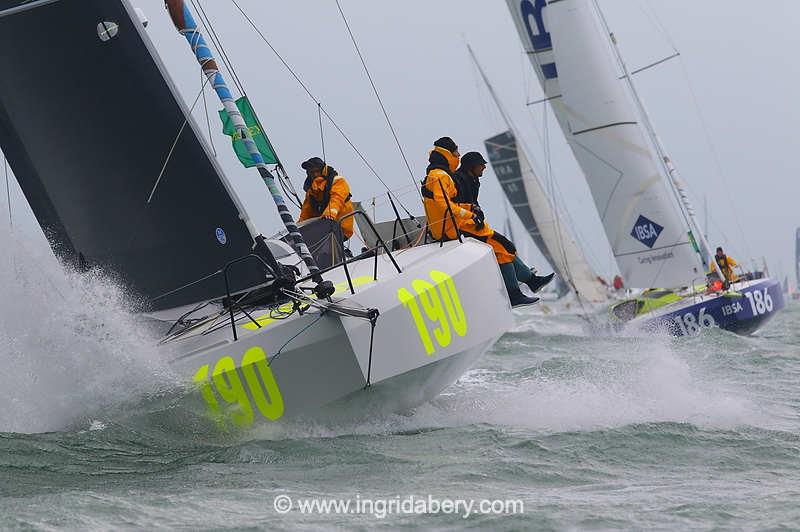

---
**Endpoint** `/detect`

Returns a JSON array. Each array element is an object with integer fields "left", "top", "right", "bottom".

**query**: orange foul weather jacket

[
  {"left": 298, "top": 166, "right": 354, "bottom": 240},
  {"left": 421, "top": 146, "right": 515, "bottom": 264},
  {"left": 712, "top": 254, "right": 739, "bottom": 283}
]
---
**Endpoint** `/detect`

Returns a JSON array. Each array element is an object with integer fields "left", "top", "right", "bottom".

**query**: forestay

[
  {"left": 0, "top": 0, "right": 268, "bottom": 310},
  {"left": 505, "top": 0, "right": 703, "bottom": 288},
  {"left": 485, "top": 131, "right": 607, "bottom": 301}
]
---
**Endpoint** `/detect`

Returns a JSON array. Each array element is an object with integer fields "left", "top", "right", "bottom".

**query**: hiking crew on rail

[{"left": 421, "top": 137, "right": 554, "bottom": 307}]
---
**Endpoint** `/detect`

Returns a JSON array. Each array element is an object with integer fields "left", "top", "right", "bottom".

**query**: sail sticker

[
  {"left": 521, "top": 0, "right": 552, "bottom": 50},
  {"left": 540, "top": 62, "right": 559, "bottom": 80},
  {"left": 520, "top": 1, "right": 558, "bottom": 79},
  {"left": 630, "top": 215, "right": 663, "bottom": 248},
  {"left": 215, "top": 227, "right": 227, "bottom": 245},
  {"left": 97, "top": 21, "right": 119, "bottom": 42}
]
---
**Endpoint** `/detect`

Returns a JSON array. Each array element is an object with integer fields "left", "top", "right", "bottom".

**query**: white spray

[{"left": 0, "top": 227, "right": 178, "bottom": 434}]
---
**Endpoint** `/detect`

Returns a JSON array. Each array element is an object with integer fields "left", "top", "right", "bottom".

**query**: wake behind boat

[{"left": 0, "top": 0, "right": 514, "bottom": 428}]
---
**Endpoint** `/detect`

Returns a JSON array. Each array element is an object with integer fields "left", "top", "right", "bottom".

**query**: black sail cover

[
  {"left": 0, "top": 0, "right": 268, "bottom": 310},
  {"left": 485, "top": 131, "right": 569, "bottom": 297}
]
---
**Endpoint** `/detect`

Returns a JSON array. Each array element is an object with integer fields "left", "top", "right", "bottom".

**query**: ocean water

[{"left": 1, "top": 232, "right": 800, "bottom": 530}]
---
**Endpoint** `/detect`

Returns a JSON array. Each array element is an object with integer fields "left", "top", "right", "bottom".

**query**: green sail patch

[{"left": 218, "top": 97, "right": 277, "bottom": 167}]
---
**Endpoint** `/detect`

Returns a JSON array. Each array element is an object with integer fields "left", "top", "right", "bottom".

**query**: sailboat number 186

[{"left": 397, "top": 270, "right": 468, "bottom": 355}]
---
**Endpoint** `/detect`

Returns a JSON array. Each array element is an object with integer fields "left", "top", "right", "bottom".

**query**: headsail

[
  {"left": 0, "top": 0, "right": 267, "bottom": 310},
  {"left": 505, "top": 0, "right": 704, "bottom": 288},
  {"left": 485, "top": 131, "right": 606, "bottom": 301}
]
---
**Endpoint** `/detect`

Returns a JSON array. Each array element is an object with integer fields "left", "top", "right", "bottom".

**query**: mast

[
  {"left": 165, "top": 0, "right": 328, "bottom": 288},
  {"left": 590, "top": 0, "right": 712, "bottom": 272},
  {"left": 468, "top": 44, "right": 517, "bottom": 136}
]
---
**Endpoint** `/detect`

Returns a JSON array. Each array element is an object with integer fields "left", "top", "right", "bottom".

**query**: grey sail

[{"left": 0, "top": 0, "right": 267, "bottom": 310}]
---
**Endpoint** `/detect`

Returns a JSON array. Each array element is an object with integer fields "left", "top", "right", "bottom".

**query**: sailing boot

[
  {"left": 512, "top": 256, "right": 555, "bottom": 294},
  {"left": 500, "top": 262, "right": 539, "bottom": 307},
  {"left": 527, "top": 272, "right": 555, "bottom": 294}
]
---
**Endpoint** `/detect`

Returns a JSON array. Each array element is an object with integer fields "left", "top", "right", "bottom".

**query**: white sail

[
  {"left": 486, "top": 131, "right": 607, "bottom": 301},
  {"left": 505, "top": 0, "right": 703, "bottom": 288}
]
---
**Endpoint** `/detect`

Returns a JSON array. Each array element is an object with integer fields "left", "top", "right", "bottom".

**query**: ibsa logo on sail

[{"left": 630, "top": 215, "right": 663, "bottom": 248}]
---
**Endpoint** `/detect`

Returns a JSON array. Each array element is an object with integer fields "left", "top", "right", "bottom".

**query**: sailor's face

[
  {"left": 472, "top": 163, "right": 486, "bottom": 177},
  {"left": 306, "top": 168, "right": 322, "bottom": 179}
]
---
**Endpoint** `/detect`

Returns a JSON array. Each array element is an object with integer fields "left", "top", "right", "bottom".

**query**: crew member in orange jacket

[
  {"left": 421, "top": 137, "right": 540, "bottom": 306},
  {"left": 298, "top": 157, "right": 354, "bottom": 240},
  {"left": 711, "top": 246, "right": 739, "bottom": 284}
]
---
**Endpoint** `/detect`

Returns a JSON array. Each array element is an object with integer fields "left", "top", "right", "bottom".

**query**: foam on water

[
  {"left": 1, "top": 232, "right": 798, "bottom": 528},
  {"left": 0, "top": 228, "right": 178, "bottom": 434},
  {"left": 243, "top": 319, "right": 770, "bottom": 443}
]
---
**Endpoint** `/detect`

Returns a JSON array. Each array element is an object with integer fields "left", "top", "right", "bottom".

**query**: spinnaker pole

[{"left": 165, "top": 0, "right": 329, "bottom": 290}]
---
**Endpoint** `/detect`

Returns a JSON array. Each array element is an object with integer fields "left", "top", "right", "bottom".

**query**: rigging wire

[
  {"left": 200, "top": 70, "right": 217, "bottom": 157},
  {"left": 468, "top": 44, "right": 596, "bottom": 305},
  {"left": 591, "top": 0, "right": 712, "bottom": 289},
  {"left": 333, "top": 0, "right": 419, "bottom": 197},
  {"left": 639, "top": 0, "right": 752, "bottom": 260},
  {"left": 3, "top": 152, "right": 11, "bottom": 228},
  {"left": 227, "top": 0, "right": 417, "bottom": 219},
  {"left": 542, "top": 102, "right": 590, "bottom": 312},
  {"left": 191, "top": 0, "right": 246, "bottom": 95},
  {"left": 148, "top": 73, "right": 214, "bottom": 203},
  {"left": 317, "top": 103, "right": 326, "bottom": 162},
  {"left": 516, "top": 38, "right": 614, "bottom": 278},
  {"left": 193, "top": 0, "right": 303, "bottom": 208}
]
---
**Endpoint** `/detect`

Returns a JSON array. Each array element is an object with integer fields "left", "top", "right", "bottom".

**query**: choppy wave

[{"left": 2, "top": 225, "right": 800, "bottom": 528}]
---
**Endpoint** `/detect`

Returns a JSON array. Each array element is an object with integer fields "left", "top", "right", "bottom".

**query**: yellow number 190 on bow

[{"left": 397, "top": 270, "right": 468, "bottom": 356}]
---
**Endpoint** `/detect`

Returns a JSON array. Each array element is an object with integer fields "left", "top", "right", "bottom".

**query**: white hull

[{"left": 157, "top": 240, "right": 514, "bottom": 429}]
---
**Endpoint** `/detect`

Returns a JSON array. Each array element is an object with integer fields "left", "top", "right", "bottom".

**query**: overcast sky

[{"left": 3, "top": 0, "right": 799, "bottom": 284}]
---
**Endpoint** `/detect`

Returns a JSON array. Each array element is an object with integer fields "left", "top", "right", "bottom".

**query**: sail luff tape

[{"left": 0, "top": 0, "right": 60, "bottom": 19}]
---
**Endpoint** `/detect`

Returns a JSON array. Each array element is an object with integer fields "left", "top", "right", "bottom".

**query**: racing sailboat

[
  {"left": 505, "top": 0, "right": 784, "bottom": 335},
  {"left": 0, "top": 0, "right": 514, "bottom": 428},
  {"left": 469, "top": 46, "right": 608, "bottom": 304}
]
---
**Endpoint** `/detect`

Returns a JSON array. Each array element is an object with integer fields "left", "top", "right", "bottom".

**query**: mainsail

[
  {"left": 505, "top": 0, "right": 704, "bottom": 288},
  {"left": 796, "top": 227, "right": 800, "bottom": 290},
  {"left": 0, "top": 0, "right": 267, "bottom": 310},
  {"left": 485, "top": 131, "right": 607, "bottom": 301}
]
